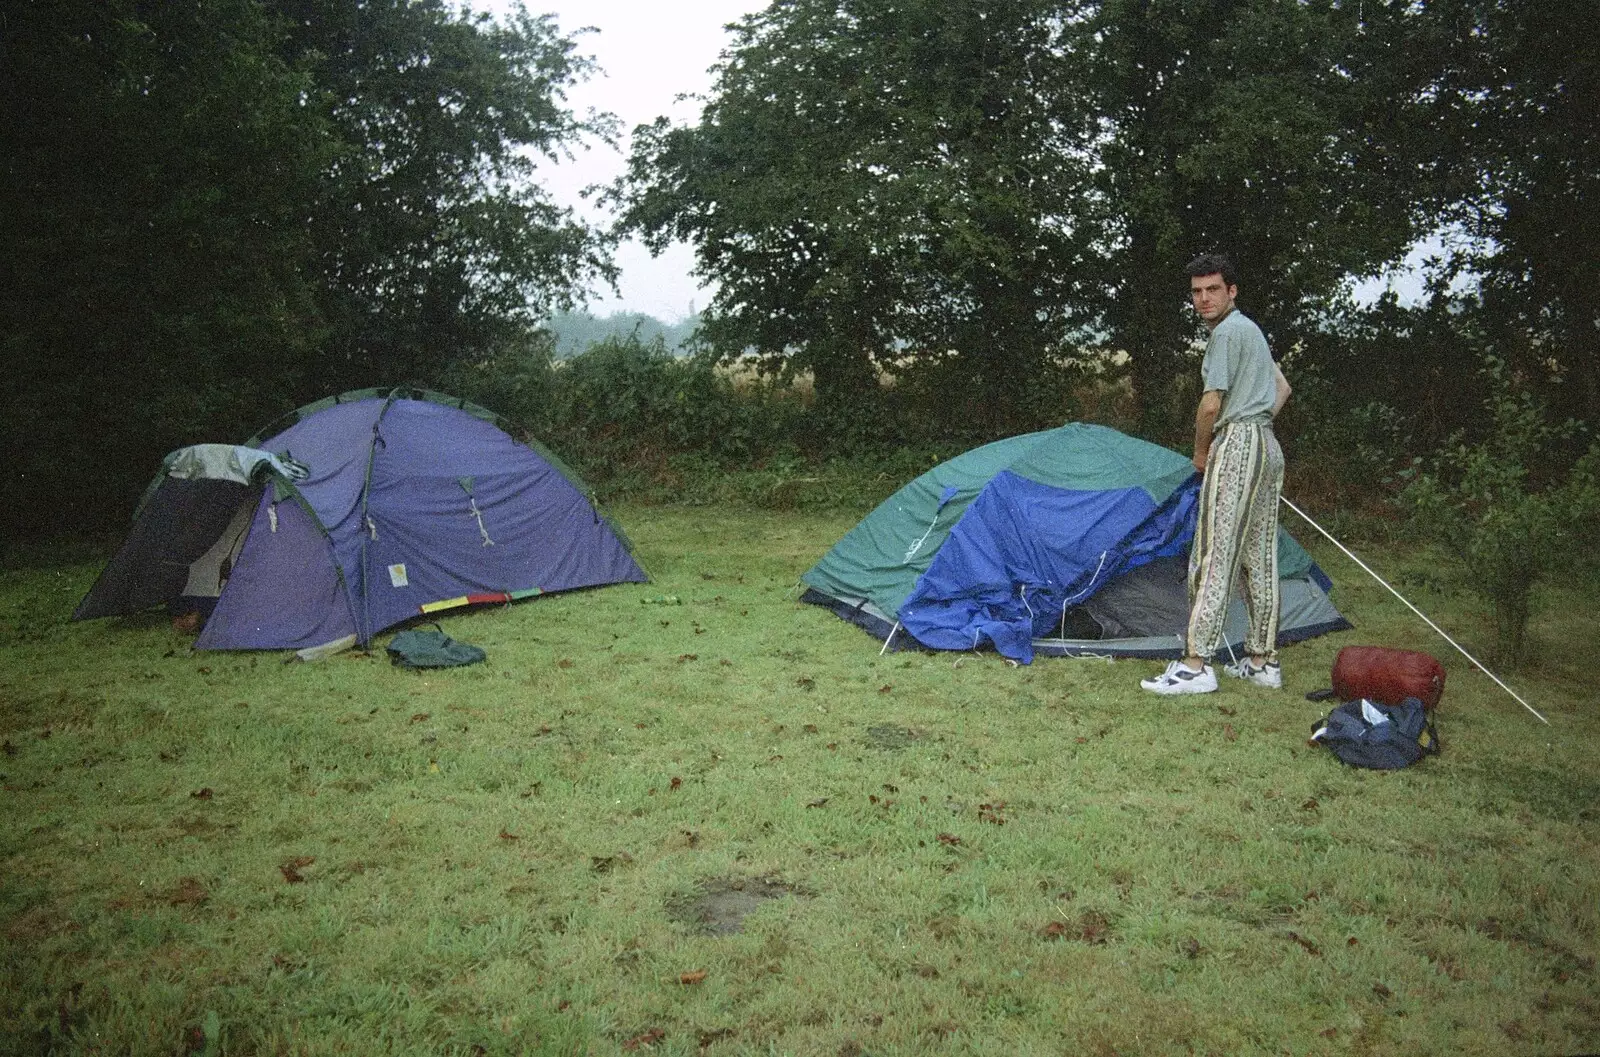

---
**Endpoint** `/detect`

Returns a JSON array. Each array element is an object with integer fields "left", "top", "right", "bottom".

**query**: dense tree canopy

[
  {"left": 3, "top": 0, "right": 1593, "bottom": 545},
  {"left": 616, "top": 0, "right": 1462, "bottom": 435},
  {"left": 2, "top": 0, "right": 326, "bottom": 491},
  {"left": 1078, "top": 0, "right": 1443, "bottom": 431},
  {"left": 615, "top": 0, "right": 1095, "bottom": 428},
  {"left": 276, "top": 0, "right": 615, "bottom": 386},
  {"left": 1431, "top": 0, "right": 1600, "bottom": 422},
  {"left": 1, "top": 0, "right": 611, "bottom": 539}
]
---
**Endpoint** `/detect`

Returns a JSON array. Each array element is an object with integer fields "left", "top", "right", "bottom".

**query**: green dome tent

[{"left": 801, "top": 423, "right": 1351, "bottom": 662}]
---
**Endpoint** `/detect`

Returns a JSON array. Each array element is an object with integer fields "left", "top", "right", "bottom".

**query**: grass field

[{"left": 2, "top": 505, "right": 1597, "bottom": 1056}]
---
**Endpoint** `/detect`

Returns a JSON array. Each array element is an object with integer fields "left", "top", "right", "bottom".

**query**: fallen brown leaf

[
  {"left": 190, "top": 788, "right": 213, "bottom": 800},
  {"left": 677, "top": 654, "right": 698, "bottom": 662},
  {"left": 878, "top": 684, "right": 892, "bottom": 693},
  {"left": 669, "top": 776, "right": 682, "bottom": 791},
  {"left": 1223, "top": 723, "right": 1238, "bottom": 742},
  {"left": 1287, "top": 930, "right": 1322, "bottom": 957},
  {"left": 622, "top": 1028, "right": 664, "bottom": 1051},
  {"left": 678, "top": 969, "right": 707, "bottom": 985},
  {"left": 167, "top": 877, "right": 208, "bottom": 906},
  {"left": 410, "top": 713, "right": 430, "bottom": 723},
  {"left": 1077, "top": 910, "right": 1112, "bottom": 945},
  {"left": 590, "top": 852, "right": 631, "bottom": 873},
  {"left": 937, "top": 833, "right": 962, "bottom": 846},
  {"left": 806, "top": 798, "right": 829, "bottom": 809},
  {"left": 499, "top": 829, "right": 519, "bottom": 841}
]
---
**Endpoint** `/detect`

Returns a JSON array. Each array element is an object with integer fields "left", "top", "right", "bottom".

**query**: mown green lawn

[{"left": 2, "top": 505, "right": 1596, "bottom": 1056}]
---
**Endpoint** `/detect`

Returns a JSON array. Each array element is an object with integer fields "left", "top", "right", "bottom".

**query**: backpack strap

[{"left": 1418, "top": 718, "right": 1442, "bottom": 756}]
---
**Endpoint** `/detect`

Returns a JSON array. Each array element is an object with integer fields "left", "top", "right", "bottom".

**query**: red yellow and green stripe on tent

[{"left": 418, "top": 587, "right": 543, "bottom": 615}]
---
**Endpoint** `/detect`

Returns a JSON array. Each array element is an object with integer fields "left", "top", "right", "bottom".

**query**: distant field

[{"left": 2, "top": 506, "right": 1596, "bottom": 1056}]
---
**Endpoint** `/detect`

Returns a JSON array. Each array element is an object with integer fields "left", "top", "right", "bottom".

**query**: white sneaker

[
  {"left": 1140, "top": 660, "right": 1217, "bottom": 695},
  {"left": 1222, "top": 658, "right": 1283, "bottom": 689}
]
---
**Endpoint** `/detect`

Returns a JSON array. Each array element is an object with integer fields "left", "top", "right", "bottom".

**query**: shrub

[
  {"left": 436, "top": 329, "right": 565, "bottom": 438},
  {"left": 1403, "top": 355, "right": 1598, "bottom": 665}
]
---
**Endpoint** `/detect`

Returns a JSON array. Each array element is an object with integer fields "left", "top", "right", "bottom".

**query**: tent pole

[
  {"left": 880, "top": 622, "right": 901, "bottom": 657},
  {"left": 1280, "top": 496, "right": 1549, "bottom": 726}
]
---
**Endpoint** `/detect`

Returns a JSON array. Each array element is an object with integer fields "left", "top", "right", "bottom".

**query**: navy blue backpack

[{"left": 1310, "top": 697, "right": 1440, "bottom": 770}]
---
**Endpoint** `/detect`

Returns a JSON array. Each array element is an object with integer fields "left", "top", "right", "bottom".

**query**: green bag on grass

[{"left": 386, "top": 624, "right": 486, "bottom": 669}]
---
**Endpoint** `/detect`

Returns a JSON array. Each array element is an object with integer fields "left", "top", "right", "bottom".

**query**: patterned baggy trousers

[{"left": 1187, "top": 421, "right": 1285, "bottom": 662}]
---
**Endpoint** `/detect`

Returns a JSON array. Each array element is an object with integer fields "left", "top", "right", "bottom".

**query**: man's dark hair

[{"left": 1185, "top": 253, "right": 1239, "bottom": 288}]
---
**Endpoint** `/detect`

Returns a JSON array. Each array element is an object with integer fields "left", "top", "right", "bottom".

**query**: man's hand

[{"left": 1193, "top": 390, "right": 1222, "bottom": 474}]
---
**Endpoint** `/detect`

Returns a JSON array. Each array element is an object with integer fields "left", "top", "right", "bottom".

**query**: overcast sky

[{"left": 474, "top": 0, "right": 765, "bottom": 322}]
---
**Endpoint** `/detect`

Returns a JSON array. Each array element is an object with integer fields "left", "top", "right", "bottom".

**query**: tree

[
  {"left": 0, "top": 0, "right": 616, "bottom": 541},
  {"left": 1077, "top": 0, "right": 1443, "bottom": 436},
  {"left": 271, "top": 0, "right": 617, "bottom": 389},
  {"left": 617, "top": 0, "right": 1443, "bottom": 438},
  {"left": 1427, "top": 0, "right": 1600, "bottom": 428},
  {"left": 0, "top": 0, "right": 330, "bottom": 538},
  {"left": 615, "top": 0, "right": 1094, "bottom": 430}
]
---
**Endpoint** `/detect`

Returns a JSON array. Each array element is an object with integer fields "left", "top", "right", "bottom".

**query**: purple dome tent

[{"left": 74, "top": 389, "right": 648, "bottom": 653}]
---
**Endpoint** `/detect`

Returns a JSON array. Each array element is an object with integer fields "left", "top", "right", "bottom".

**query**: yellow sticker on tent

[{"left": 388, "top": 563, "right": 408, "bottom": 588}]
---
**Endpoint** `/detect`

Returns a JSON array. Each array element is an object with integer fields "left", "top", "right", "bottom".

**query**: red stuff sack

[{"left": 1331, "top": 646, "right": 1445, "bottom": 711}]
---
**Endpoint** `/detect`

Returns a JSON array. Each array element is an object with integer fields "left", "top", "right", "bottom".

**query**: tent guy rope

[{"left": 1280, "top": 495, "right": 1549, "bottom": 726}]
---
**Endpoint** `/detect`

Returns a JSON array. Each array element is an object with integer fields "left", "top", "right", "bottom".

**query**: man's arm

[
  {"left": 1193, "top": 390, "right": 1223, "bottom": 472},
  {"left": 1272, "top": 362, "right": 1291, "bottom": 418}
]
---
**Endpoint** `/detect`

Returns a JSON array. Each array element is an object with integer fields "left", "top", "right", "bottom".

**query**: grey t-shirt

[{"left": 1200, "top": 309, "right": 1276, "bottom": 429}]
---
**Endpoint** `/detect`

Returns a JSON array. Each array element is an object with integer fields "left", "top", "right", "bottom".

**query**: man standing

[{"left": 1141, "top": 253, "right": 1291, "bottom": 695}]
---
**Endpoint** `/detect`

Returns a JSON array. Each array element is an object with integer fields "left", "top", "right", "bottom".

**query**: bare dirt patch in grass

[
  {"left": 863, "top": 724, "right": 925, "bottom": 750},
  {"left": 666, "top": 876, "right": 806, "bottom": 936}
]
